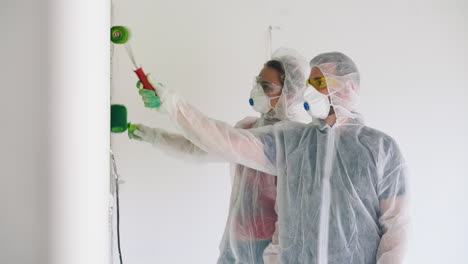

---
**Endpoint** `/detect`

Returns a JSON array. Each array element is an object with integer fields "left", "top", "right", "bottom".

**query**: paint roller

[
  {"left": 111, "top": 26, "right": 161, "bottom": 108},
  {"left": 111, "top": 104, "right": 137, "bottom": 133}
]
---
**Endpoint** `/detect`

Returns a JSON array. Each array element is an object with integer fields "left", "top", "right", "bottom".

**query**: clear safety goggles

[{"left": 255, "top": 76, "right": 282, "bottom": 95}]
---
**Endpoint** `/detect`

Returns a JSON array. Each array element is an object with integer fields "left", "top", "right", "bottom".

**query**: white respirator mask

[
  {"left": 249, "top": 83, "right": 281, "bottom": 114},
  {"left": 303, "top": 86, "right": 331, "bottom": 119}
]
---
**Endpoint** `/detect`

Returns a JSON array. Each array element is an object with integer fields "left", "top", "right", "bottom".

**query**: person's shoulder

[
  {"left": 274, "top": 120, "right": 311, "bottom": 133},
  {"left": 234, "top": 116, "right": 259, "bottom": 129},
  {"left": 360, "top": 125, "right": 395, "bottom": 140},
  {"left": 360, "top": 125, "right": 388, "bottom": 138},
  {"left": 275, "top": 119, "right": 310, "bottom": 128},
  {"left": 357, "top": 125, "right": 401, "bottom": 151}
]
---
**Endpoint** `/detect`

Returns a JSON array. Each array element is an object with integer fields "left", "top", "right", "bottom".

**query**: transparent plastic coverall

[
  {"left": 146, "top": 52, "right": 409, "bottom": 264},
  {"left": 131, "top": 48, "right": 311, "bottom": 263}
]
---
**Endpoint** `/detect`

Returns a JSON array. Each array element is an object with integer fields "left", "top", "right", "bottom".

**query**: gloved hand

[
  {"left": 136, "top": 74, "right": 169, "bottom": 109},
  {"left": 128, "top": 123, "right": 159, "bottom": 143}
]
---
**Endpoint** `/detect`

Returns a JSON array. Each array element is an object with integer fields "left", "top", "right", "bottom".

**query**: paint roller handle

[
  {"left": 135, "top": 70, "right": 164, "bottom": 109},
  {"left": 134, "top": 67, "right": 156, "bottom": 93}
]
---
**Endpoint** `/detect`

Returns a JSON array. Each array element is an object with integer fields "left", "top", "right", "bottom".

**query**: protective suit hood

[
  {"left": 263, "top": 48, "right": 311, "bottom": 124},
  {"left": 309, "top": 52, "right": 363, "bottom": 124}
]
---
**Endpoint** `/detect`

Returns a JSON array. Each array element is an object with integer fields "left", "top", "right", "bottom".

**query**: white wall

[
  {"left": 1, "top": 1, "right": 110, "bottom": 264},
  {"left": 0, "top": 1, "right": 48, "bottom": 263},
  {"left": 112, "top": 0, "right": 468, "bottom": 263}
]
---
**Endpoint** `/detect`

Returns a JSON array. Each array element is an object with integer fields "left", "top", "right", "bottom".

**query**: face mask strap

[
  {"left": 307, "top": 85, "right": 337, "bottom": 105},
  {"left": 326, "top": 90, "right": 339, "bottom": 108}
]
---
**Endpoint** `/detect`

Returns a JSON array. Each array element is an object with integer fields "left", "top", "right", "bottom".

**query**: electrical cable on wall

[{"left": 110, "top": 150, "right": 124, "bottom": 264}]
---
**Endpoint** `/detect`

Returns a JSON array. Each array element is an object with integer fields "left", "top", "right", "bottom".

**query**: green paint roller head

[
  {"left": 111, "top": 26, "right": 130, "bottom": 44},
  {"left": 111, "top": 104, "right": 138, "bottom": 134},
  {"left": 111, "top": 104, "right": 128, "bottom": 133}
]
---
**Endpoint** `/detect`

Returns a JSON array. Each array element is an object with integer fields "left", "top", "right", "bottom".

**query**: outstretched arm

[
  {"left": 136, "top": 75, "right": 277, "bottom": 174},
  {"left": 164, "top": 95, "right": 277, "bottom": 174},
  {"left": 129, "top": 124, "right": 223, "bottom": 162}
]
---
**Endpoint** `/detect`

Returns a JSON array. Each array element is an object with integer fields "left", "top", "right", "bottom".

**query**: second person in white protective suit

[
  {"left": 136, "top": 51, "right": 409, "bottom": 264},
  {"left": 129, "top": 48, "right": 311, "bottom": 263}
]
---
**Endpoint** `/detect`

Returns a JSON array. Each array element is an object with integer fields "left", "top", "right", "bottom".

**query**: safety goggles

[
  {"left": 307, "top": 77, "right": 342, "bottom": 90},
  {"left": 255, "top": 76, "right": 282, "bottom": 94},
  {"left": 307, "top": 77, "right": 328, "bottom": 90}
]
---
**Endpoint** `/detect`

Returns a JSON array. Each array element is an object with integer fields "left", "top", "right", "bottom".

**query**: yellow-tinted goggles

[{"left": 307, "top": 77, "right": 328, "bottom": 90}]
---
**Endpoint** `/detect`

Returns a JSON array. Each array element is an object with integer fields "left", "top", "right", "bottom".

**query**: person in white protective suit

[
  {"left": 129, "top": 48, "right": 311, "bottom": 263},
  {"left": 136, "top": 51, "right": 409, "bottom": 264}
]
